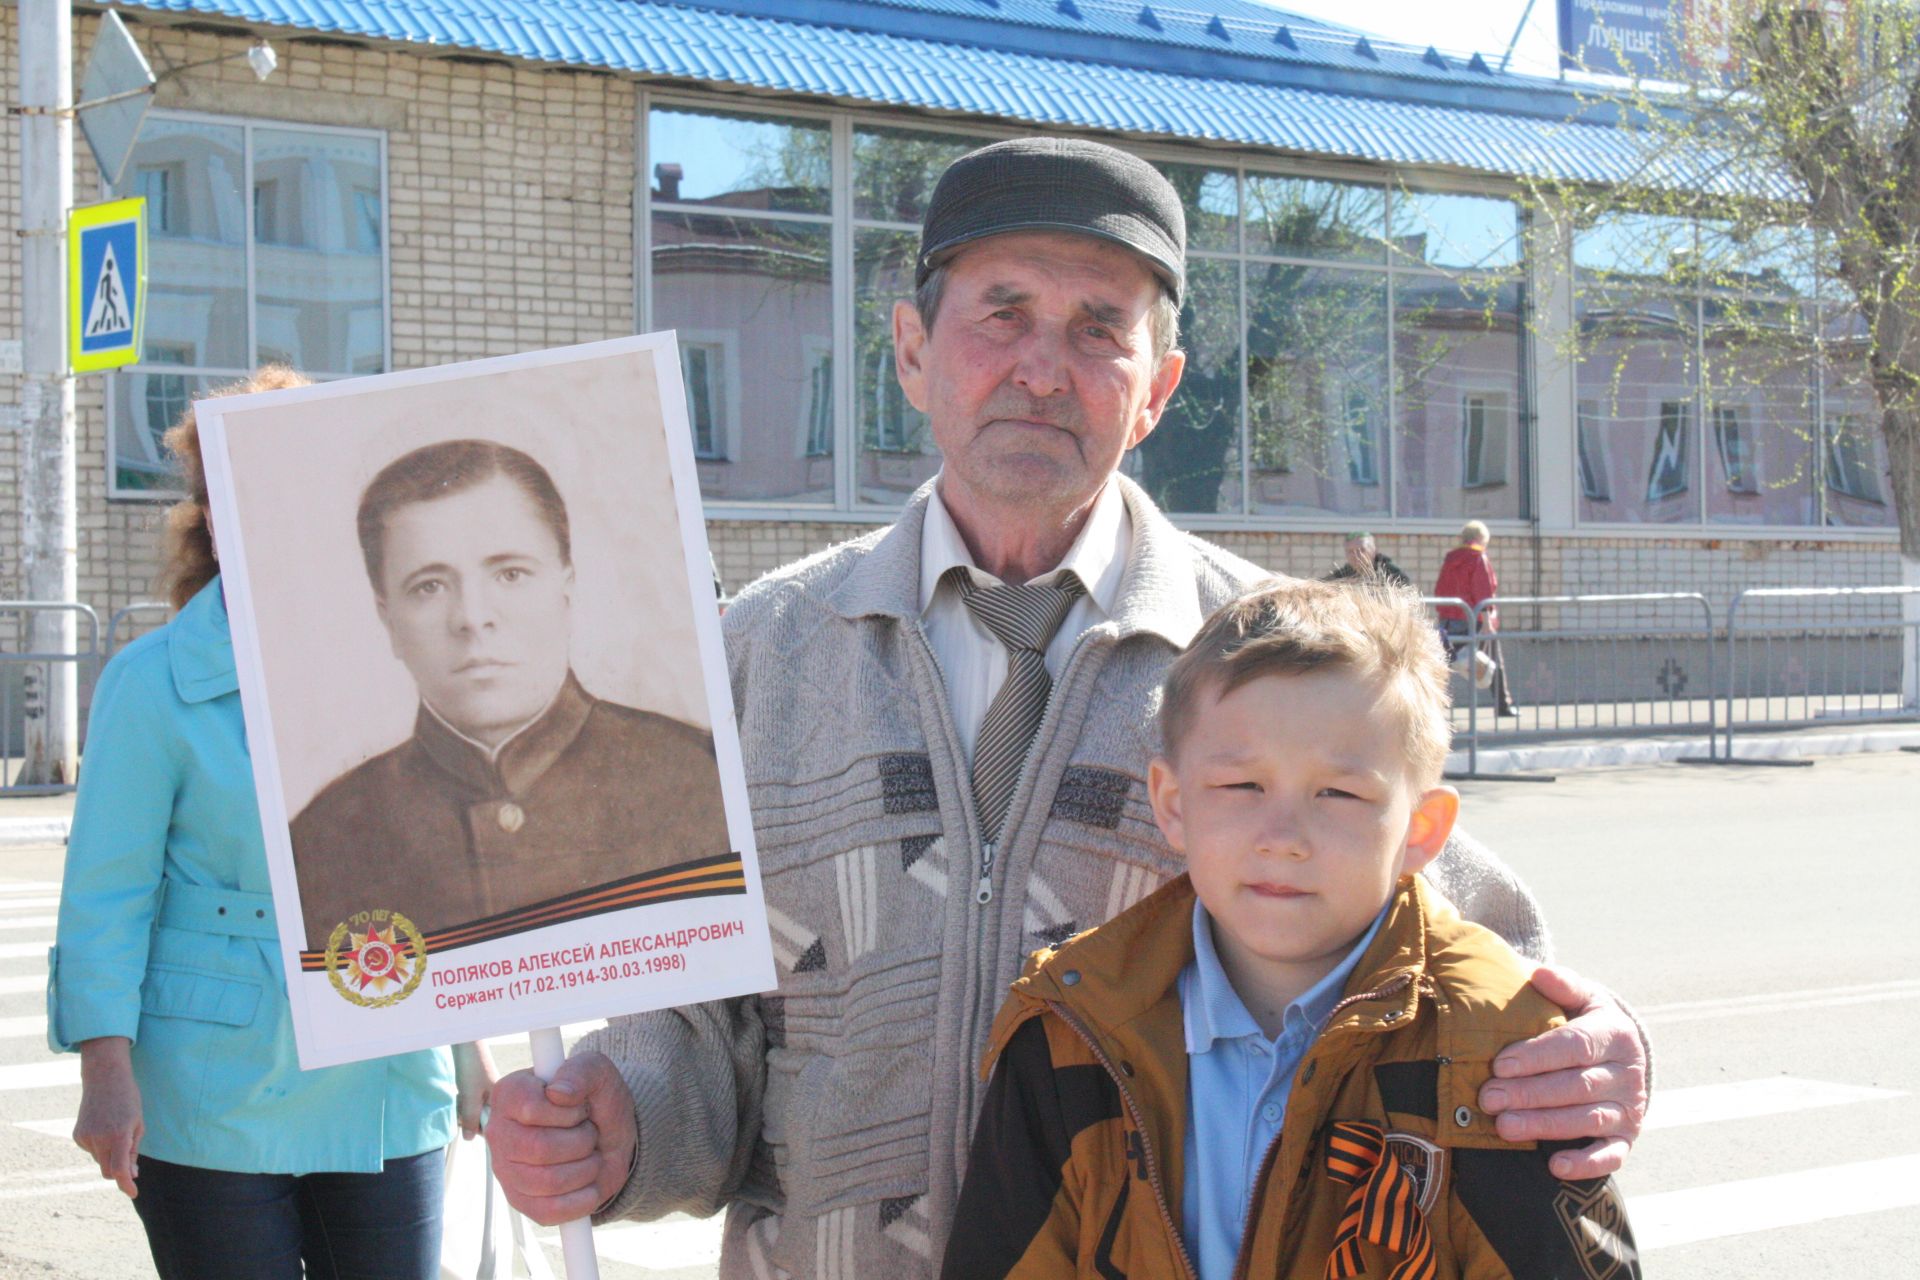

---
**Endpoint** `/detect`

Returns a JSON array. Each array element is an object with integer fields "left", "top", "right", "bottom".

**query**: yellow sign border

[{"left": 68, "top": 196, "right": 146, "bottom": 374}]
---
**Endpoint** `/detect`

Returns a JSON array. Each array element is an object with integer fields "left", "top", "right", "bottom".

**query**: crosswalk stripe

[
  {"left": 0, "top": 1014, "right": 47, "bottom": 1040},
  {"left": 0, "top": 917, "right": 56, "bottom": 931},
  {"left": 0, "top": 942, "right": 53, "bottom": 961},
  {"left": 0, "top": 897, "right": 60, "bottom": 911},
  {"left": 0, "top": 1060, "right": 78, "bottom": 1091},
  {"left": 1644, "top": 1077, "right": 1905, "bottom": 1131},
  {"left": 0, "top": 975, "right": 47, "bottom": 996},
  {"left": 0, "top": 882, "right": 59, "bottom": 894},
  {"left": 1629, "top": 1154, "right": 1920, "bottom": 1250},
  {"left": 1641, "top": 978, "right": 1920, "bottom": 1024}
]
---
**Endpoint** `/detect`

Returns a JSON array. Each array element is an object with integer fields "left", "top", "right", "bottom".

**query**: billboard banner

[{"left": 1558, "top": 0, "right": 1677, "bottom": 77}]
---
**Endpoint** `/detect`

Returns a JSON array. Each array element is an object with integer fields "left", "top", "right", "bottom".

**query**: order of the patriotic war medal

[{"left": 324, "top": 909, "right": 427, "bottom": 1007}]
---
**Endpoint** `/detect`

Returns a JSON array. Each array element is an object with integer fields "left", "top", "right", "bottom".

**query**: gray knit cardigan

[{"left": 583, "top": 477, "right": 1550, "bottom": 1280}]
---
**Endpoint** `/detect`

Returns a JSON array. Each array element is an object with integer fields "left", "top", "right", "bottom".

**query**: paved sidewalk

[{"left": 1447, "top": 723, "right": 1920, "bottom": 777}]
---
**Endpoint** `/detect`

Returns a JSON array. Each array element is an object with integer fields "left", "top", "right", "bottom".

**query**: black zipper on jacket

[{"left": 1048, "top": 999, "right": 1201, "bottom": 1280}]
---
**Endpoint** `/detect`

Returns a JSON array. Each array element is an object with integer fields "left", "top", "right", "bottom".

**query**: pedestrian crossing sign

[{"left": 68, "top": 197, "right": 146, "bottom": 373}]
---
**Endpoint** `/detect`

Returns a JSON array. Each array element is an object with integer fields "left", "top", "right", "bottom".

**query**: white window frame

[
  {"left": 1647, "top": 399, "right": 1693, "bottom": 501},
  {"left": 1825, "top": 415, "right": 1885, "bottom": 504},
  {"left": 1712, "top": 403, "right": 1757, "bottom": 493},
  {"left": 107, "top": 110, "right": 390, "bottom": 501},
  {"left": 1460, "top": 390, "right": 1510, "bottom": 488},
  {"left": 679, "top": 330, "right": 740, "bottom": 462},
  {"left": 1576, "top": 399, "right": 1611, "bottom": 501},
  {"left": 799, "top": 336, "right": 834, "bottom": 458},
  {"left": 1341, "top": 385, "right": 1379, "bottom": 486}
]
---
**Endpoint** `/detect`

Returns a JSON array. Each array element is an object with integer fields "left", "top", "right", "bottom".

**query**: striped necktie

[{"left": 949, "top": 567, "right": 1086, "bottom": 844}]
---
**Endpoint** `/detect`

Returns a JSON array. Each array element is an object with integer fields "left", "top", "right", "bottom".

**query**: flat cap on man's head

[{"left": 916, "top": 137, "right": 1186, "bottom": 306}]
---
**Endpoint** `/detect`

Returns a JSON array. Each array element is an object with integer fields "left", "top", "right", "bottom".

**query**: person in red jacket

[{"left": 1434, "top": 520, "right": 1518, "bottom": 716}]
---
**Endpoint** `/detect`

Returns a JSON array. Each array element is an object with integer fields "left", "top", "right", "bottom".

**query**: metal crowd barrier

[
  {"left": 1, "top": 602, "right": 103, "bottom": 795},
  {"left": 105, "top": 601, "right": 172, "bottom": 656},
  {"left": 3, "top": 587, "right": 1916, "bottom": 791},
  {"left": 1720, "top": 585, "right": 1920, "bottom": 760},
  {"left": 1428, "top": 593, "right": 1719, "bottom": 779}
]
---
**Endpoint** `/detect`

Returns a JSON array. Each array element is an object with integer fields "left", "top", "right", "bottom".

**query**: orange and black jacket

[{"left": 940, "top": 874, "right": 1640, "bottom": 1280}]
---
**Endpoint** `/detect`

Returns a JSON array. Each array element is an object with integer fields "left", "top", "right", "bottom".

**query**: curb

[
  {"left": 0, "top": 818, "right": 69, "bottom": 848},
  {"left": 1447, "top": 726, "right": 1920, "bottom": 776}
]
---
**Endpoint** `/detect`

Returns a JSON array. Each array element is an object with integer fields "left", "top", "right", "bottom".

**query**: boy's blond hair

[{"left": 1159, "top": 577, "right": 1453, "bottom": 784}]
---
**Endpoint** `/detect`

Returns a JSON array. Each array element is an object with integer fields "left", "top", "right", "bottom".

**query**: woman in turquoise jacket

[{"left": 49, "top": 368, "right": 489, "bottom": 1280}]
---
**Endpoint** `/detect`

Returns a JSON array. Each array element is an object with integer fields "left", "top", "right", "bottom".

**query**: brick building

[{"left": 1, "top": 0, "right": 1900, "bottom": 645}]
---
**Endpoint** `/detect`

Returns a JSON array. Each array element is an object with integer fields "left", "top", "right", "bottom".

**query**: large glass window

[
  {"left": 851, "top": 125, "right": 994, "bottom": 504},
  {"left": 1574, "top": 213, "right": 1834, "bottom": 526},
  {"left": 649, "top": 106, "right": 834, "bottom": 504},
  {"left": 1391, "top": 273, "right": 1525, "bottom": 520},
  {"left": 109, "top": 115, "right": 386, "bottom": 496},
  {"left": 1820, "top": 309, "right": 1896, "bottom": 527},
  {"left": 641, "top": 97, "right": 1533, "bottom": 523},
  {"left": 1246, "top": 267, "right": 1389, "bottom": 517}
]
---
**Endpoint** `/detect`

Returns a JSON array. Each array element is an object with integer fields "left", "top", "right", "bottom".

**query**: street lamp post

[{"left": 16, "top": 0, "right": 76, "bottom": 786}]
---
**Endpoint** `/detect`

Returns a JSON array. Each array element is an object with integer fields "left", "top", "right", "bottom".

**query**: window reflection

[
  {"left": 1576, "top": 212, "right": 1833, "bottom": 526},
  {"left": 1246, "top": 266, "right": 1389, "bottom": 517},
  {"left": 1575, "top": 288, "right": 1700, "bottom": 524},
  {"left": 649, "top": 106, "right": 829, "bottom": 215},
  {"left": 1155, "top": 162, "right": 1238, "bottom": 253},
  {"left": 652, "top": 213, "right": 833, "bottom": 503},
  {"left": 853, "top": 229, "right": 936, "bottom": 504},
  {"left": 252, "top": 129, "right": 385, "bottom": 375},
  {"left": 1390, "top": 191, "right": 1520, "bottom": 271},
  {"left": 1393, "top": 278, "right": 1525, "bottom": 520},
  {"left": 1821, "top": 309, "right": 1895, "bottom": 526},
  {"left": 853, "top": 125, "right": 993, "bottom": 224},
  {"left": 128, "top": 118, "right": 246, "bottom": 370},
  {"left": 1701, "top": 299, "right": 1815, "bottom": 525},
  {"left": 109, "top": 371, "right": 218, "bottom": 493},
  {"left": 1129, "top": 259, "right": 1240, "bottom": 512},
  {"left": 1245, "top": 175, "right": 1385, "bottom": 263},
  {"left": 109, "top": 118, "right": 386, "bottom": 496}
]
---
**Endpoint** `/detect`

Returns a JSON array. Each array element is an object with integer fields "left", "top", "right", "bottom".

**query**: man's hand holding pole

[{"left": 488, "top": 1048, "right": 638, "bottom": 1229}]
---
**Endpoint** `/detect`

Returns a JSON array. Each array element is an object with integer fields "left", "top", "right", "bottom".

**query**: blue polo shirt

[{"left": 1178, "top": 899, "right": 1389, "bottom": 1280}]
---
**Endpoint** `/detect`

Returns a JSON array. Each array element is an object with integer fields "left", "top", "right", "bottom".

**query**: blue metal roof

[{"left": 108, "top": 0, "right": 1654, "bottom": 184}]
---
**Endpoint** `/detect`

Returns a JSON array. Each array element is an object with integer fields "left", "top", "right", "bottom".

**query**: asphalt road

[{"left": 0, "top": 751, "right": 1913, "bottom": 1276}]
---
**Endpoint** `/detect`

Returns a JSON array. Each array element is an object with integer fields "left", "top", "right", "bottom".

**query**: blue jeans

[{"left": 130, "top": 1148, "right": 445, "bottom": 1280}]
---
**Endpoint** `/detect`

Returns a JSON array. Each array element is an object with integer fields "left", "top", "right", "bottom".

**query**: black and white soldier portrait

[{"left": 290, "top": 438, "right": 730, "bottom": 951}]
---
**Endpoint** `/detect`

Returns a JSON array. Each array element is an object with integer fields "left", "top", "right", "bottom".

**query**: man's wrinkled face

[
  {"left": 893, "top": 231, "right": 1183, "bottom": 516},
  {"left": 1345, "top": 537, "right": 1375, "bottom": 573},
  {"left": 374, "top": 475, "right": 573, "bottom": 748}
]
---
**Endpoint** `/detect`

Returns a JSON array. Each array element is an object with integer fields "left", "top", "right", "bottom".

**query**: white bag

[
  {"left": 441, "top": 1137, "right": 557, "bottom": 1280},
  {"left": 1451, "top": 645, "right": 1498, "bottom": 690}
]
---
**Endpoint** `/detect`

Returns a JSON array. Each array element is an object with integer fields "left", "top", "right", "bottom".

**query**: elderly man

[
  {"left": 488, "top": 139, "right": 1647, "bottom": 1279},
  {"left": 1323, "top": 530, "right": 1412, "bottom": 588}
]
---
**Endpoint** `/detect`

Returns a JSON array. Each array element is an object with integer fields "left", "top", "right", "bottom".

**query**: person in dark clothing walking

[{"left": 1323, "top": 531, "right": 1411, "bottom": 588}]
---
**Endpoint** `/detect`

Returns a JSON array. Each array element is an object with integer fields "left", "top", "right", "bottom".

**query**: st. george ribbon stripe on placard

[{"left": 297, "top": 852, "right": 748, "bottom": 969}]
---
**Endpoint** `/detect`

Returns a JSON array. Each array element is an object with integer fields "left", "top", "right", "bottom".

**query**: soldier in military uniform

[{"left": 292, "top": 439, "right": 729, "bottom": 951}]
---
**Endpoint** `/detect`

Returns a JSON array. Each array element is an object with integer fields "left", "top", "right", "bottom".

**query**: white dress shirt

[{"left": 919, "top": 477, "right": 1134, "bottom": 765}]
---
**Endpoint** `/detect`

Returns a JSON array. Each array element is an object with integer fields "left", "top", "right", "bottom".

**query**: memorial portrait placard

[{"left": 199, "top": 333, "right": 774, "bottom": 1068}]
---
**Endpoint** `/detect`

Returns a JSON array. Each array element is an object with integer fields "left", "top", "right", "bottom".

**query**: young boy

[{"left": 941, "top": 579, "right": 1639, "bottom": 1280}]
